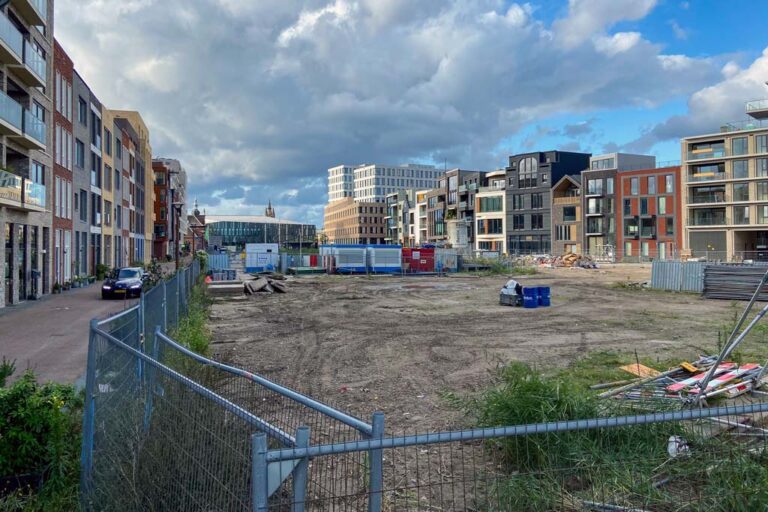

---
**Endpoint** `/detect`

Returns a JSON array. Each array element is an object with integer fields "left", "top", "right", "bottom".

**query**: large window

[
  {"left": 624, "top": 218, "right": 638, "bottom": 237},
  {"left": 734, "top": 182, "right": 750, "bottom": 202},
  {"left": 75, "top": 139, "right": 85, "bottom": 168},
  {"left": 512, "top": 195, "right": 524, "bottom": 210},
  {"left": 640, "top": 217, "right": 656, "bottom": 238},
  {"left": 607, "top": 177, "right": 614, "bottom": 195},
  {"left": 517, "top": 157, "right": 538, "bottom": 188},
  {"left": 587, "top": 217, "right": 604, "bottom": 234},
  {"left": 555, "top": 225, "right": 573, "bottom": 241},
  {"left": 587, "top": 198, "right": 602, "bottom": 215},
  {"left": 732, "top": 137, "right": 748, "bottom": 156},
  {"left": 587, "top": 179, "right": 603, "bottom": 195},
  {"left": 78, "top": 97, "right": 87, "bottom": 125},
  {"left": 630, "top": 177, "right": 638, "bottom": 195},
  {"left": 690, "top": 185, "right": 725, "bottom": 204},
  {"left": 690, "top": 208, "right": 726, "bottom": 226},
  {"left": 734, "top": 206, "right": 750, "bottom": 225},
  {"left": 757, "top": 135, "right": 768, "bottom": 154},
  {"left": 647, "top": 176, "right": 656, "bottom": 195},
  {"left": 658, "top": 196, "right": 667, "bottom": 215},
  {"left": 665, "top": 174, "right": 674, "bottom": 193},
  {"left": 690, "top": 162, "right": 725, "bottom": 182},
  {"left": 531, "top": 214, "right": 544, "bottom": 230},
  {"left": 478, "top": 218, "right": 503, "bottom": 234},
  {"left": 591, "top": 158, "right": 615, "bottom": 170},
  {"left": 563, "top": 206, "right": 576, "bottom": 222},
  {"left": 758, "top": 159, "right": 768, "bottom": 177},
  {"left": 733, "top": 160, "right": 749, "bottom": 179},
  {"left": 478, "top": 196, "right": 502, "bottom": 212},
  {"left": 512, "top": 215, "right": 524, "bottom": 230},
  {"left": 531, "top": 193, "right": 543, "bottom": 209}
]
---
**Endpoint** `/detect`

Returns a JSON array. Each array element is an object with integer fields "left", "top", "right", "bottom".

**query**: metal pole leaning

[
  {"left": 253, "top": 433, "right": 269, "bottom": 512},
  {"left": 162, "top": 280, "right": 167, "bottom": 332},
  {"left": 368, "top": 412, "right": 385, "bottom": 512},
  {"left": 79, "top": 319, "right": 99, "bottom": 504},
  {"left": 291, "top": 427, "right": 310, "bottom": 512}
]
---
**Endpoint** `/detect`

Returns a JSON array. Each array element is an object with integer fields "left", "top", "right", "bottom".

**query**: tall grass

[{"left": 170, "top": 284, "right": 212, "bottom": 356}]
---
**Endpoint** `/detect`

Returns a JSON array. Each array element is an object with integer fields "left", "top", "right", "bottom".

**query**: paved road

[{"left": 0, "top": 285, "right": 137, "bottom": 384}]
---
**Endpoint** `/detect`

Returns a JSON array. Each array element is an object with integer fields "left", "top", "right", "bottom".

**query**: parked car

[{"left": 101, "top": 267, "right": 146, "bottom": 299}]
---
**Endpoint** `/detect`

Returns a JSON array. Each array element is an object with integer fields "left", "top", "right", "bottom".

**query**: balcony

[
  {"left": 747, "top": 99, "right": 768, "bottom": 120},
  {"left": 553, "top": 196, "right": 579, "bottom": 205},
  {"left": 458, "top": 185, "right": 467, "bottom": 193},
  {"left": 688, "top": 193, "right": 726, "bottom": 205},
  {"left": 459, "top": 201, "right": 468, "bottom": 209},
  {"left": 0, "top": 11, "right": 23, "bottom": 66},
  {"left": 9, "top": 109, "right": 45, "bottom": 150},
  {"left": 688, "top": 172, "right": 727, "bottom": 183},
  {"left": 11, "top": 0, "right": 47, "bottom": 27},
  {"left": 687, "top": 148, "right": 727, "bottom": 161},
  {"left": 585, "top": 208, "right": 603, "bottom": 216},
  {"left": 0, "top": 89, "right": 22, "bottom": 135},
  {"left": 0, "top": 170, "right": 45, "bottom": 212},
  {"left": 9, "top": 40, "right": 46, "bottom": 88},
  {"left": 689, "top": 208, "right": 727, "bottom": 227}
]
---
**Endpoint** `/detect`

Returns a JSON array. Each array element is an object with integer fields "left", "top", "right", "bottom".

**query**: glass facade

[{"left": 206, "top": 221, "right": 316, "bottom": 249}]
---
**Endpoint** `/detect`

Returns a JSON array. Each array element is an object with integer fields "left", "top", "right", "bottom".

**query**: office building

[
  {"left": 206, "top": 215, "right": 316, "bottom": 249},
  {"left": 580, "top": 153, "right": 656, "bottom": 259},
  {"left": 682, "top": 101, "right": 768, "bottom": 261},
  {"left": 506, "top": 151, "right": 591, "bottom": 254},
  {"left": 617, "top": 165, "right": 683, "bottom": 261},
  {"left": 328, "top": 165, "right": 355, "bottom": 202},
  {"left": 0, "top": 0, "right": 52, "bottom": 307},
  {"left": 350, "top": 163, "right": 442, "bottom": 202},
  {"left": 323, "top": 197, "right": 385, "bottom": 244},
  {"left": 475, "top": 170, "right": 506, "bottom": 254}
]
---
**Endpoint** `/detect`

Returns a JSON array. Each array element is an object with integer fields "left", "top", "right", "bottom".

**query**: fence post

[
  {"left": 252, "top": 433, "right": 269, "bottom": 512},
  {"left": 137, "top": 291, "right": 145, "bottom": 381},
  {"left": 80, "top": 319, "right": 99, "bottom": 502},
  {"left": 162, "top": 279, "right": 167, "bottom": 332},
  {"left": 176, "top": 273, "right": 180, "bottom": 326},
  {"left": 368, "top": 412, "right": 385, "bottom": 512},
  {"left": 292, "top": 426, "right": 310, "bottom": 512},
  {"left": 143, "top": 325, "right": 162, "bottom": 433}
]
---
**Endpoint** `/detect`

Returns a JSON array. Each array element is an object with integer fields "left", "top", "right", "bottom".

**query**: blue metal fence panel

[
  {"left": 208, "top": 253, "right": 229, "bottom": 271},
  {"left": 650, "top": 260, "right": 705, "bottom": 292}
]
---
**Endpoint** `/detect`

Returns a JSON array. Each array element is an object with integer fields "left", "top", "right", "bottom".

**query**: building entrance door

[
  {"left": 4, "top": 223, "right": 11, "bottom": 305},
  {"left": 17, "top": 224, "right": 27, "bottom": 301}
]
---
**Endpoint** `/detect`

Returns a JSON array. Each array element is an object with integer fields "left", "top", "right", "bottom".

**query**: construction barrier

[{"left": 650, "top": 260, "right": 706, "bottom": 293}]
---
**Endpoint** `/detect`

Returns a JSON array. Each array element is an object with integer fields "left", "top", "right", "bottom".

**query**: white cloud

[
  {"left": 54, "top": 0, "right": 727, "bottom": 226},
  {"left": 593, "top": 32, "right": 642, "bottom": 56},
  {"left": 669, "top": 20, "right": 688, "bottom": 40}
]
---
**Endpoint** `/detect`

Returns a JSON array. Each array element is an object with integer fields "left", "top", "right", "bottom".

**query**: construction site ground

[{"left": 207, "top": 263, "right": 743, "bottom": 433}]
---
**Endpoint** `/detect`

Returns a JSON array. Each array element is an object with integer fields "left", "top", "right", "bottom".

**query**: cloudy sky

[{"left": 56, "top": 0, "right": 768, "bottom": 226}]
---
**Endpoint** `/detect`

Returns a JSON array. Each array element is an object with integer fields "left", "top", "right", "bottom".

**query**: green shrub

[
  {"left": 95, "top": 264, "right": 110, "bottom": 281},
  {"left": 0, "top": 372, "right": 82, "bottom": 509},
  {"left": 171, "top": 285, "right": 212, "bottom": 356}
]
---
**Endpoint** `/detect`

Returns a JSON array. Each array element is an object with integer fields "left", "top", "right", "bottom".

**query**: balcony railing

[
  {"left": 720, "top": 119, "right": 768, "bottom": 133},
  {"left": 23, "top": 179, "right": 44, "bottom": 208},
  {"left": 687, "top": 149, "right": 726, "bottom": 161},
  {"left": 689, "top": 194, "right": 726, "bottom": 204},
  {"left": 0, "top": 170, "right": 45, "bottom": 211},
  {"left": 23, "top": 109, "right": 45, "bottom": 144},
  {"left": 23, "top": 40, "right": 45, "bottom": 81},
  {"left": 0, "top": 11, "right": 23, "bottom": 61},
  {"left": 478, "top": 185, "right": 505, "bottom": 193},
  {"left": 688, "top": 172, "right": 727, "bottom": 182},
  {"left": 0, "top": 89, "right": 22, "bottom": 132},
  {"left": 32, "top": 0, "right": 47, "bottom": 19},
  {"left": 553, "top": 196, "right": 579, "bottom": 205},
  {"left": 459, "top": 201, "right": 468, "bottom": 209},
  {"left": 458, "top": 185, "right": 467, "bottom": 193},
  {"left": 746, "top": 99, "right": 768, "bottom": 113},
  {"left": 689, "top": 216, "right": 728, "bottom": 226}
]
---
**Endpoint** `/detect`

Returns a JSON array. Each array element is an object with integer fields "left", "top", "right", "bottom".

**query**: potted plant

[
  {"left": 87, "top": 275, "right": 96, "bottom": 285},
  {"left": 62, "top": 281, "right": 71, "bottom": 291},
  {"left": 52, "top": 282, "right": 61, "bottom": 294},
  {"left": 95, "top": 264, "right": 110, "bottom": 281}
]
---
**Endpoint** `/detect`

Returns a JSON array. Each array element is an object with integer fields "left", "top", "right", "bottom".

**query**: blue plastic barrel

[
  {"left": 523, "top": 287, "right": 538, "bottom": 309},
  {"left": 538, "top": 286, "right": 551, "bottom": 307}
]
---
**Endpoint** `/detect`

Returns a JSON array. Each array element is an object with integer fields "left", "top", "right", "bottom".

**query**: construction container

[
  {"left": 367, "top": 245, "right": 402, "bottom": 273},
  {"left": 334, "top": 246, "right": 368, "bottom": 273},
  {"left": 523, "top": 287, "right": 538, "bottom": 309},
  {"left": 403, "top": 247, "right": 435, "bottom": 273},
  {"left": 245, "top": 243, "right": 279, "bottom": 272},
  {"left": 310, "top": 254, "right": 319, "bottom": 267}
]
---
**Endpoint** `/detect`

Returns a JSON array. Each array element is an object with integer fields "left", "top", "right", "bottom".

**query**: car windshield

[{"left": 117, "top": 269, "right": 141, "bottom": 279}]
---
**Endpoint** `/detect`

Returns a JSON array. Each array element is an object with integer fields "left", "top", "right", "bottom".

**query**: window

[
  {"left": 587, "top": 179, "right": 603, "bottom": 195},
  {"left": 758, "top": 159, "right": 768, "bottom": 177},
  {"left": 658, "top": 196, "right": 667, "bottom": 215},
  {"left": 79, "top": 190, "right": 88, "bottom": 222},
  {"left": 624, "top": 218, "right": 638, "bottom": 237},
  {"left": 587, "top": 198, "right": 601, "bottom": 215},
  {"left": 690, "top": 162, "right": 726, "bottom": 181},
  {"left": 732, "top": 137, "right": 748, "bottom": 156},
  {"left": 640, "top": 198, "right": 648, "bottom": 215},
  {"left": 32, "top": 100, "right": 44, "bottom": 122},
  {"left": 641, "top": 242, "right": 649, "bottom": 257},
  {"left": 734, "top": 206, "right": 750, "bottom": 225},
  {"left": 640, "top": 217, "right": 656, "bottom": 238},
  {"left": 587, "top": 217, "right": 603, "bottom": 233},
  {"left": 478, "top": 196, "right": 502, "bottom": 212},
  {"left": 104, "top": 165, "right": 112, "bottom": 191},
  {"left": 30, "top": 161, "right": 44, "bottom": 184},
  {"left": 78, "top": 97, "right": 87, "bottom": 125},
  {"left": 625, "top": 242, "right": 632, "bottom": 257},
  {"left": 555, "top": 225, "right": 572, "bottom": 241},
  {"left": 591, "top": 158, "right": 615, "bottom": 170},
  {"left": 760, "top": 206, "right": 768, "bottom": 224},
  {"left": 623, "top": 199, "right": 631, "bottom": 215},
  {"left": 517, "top": 157, "right": 538, "bottom": 188},
  {"left": 630, "top": 177, "right": 638, "bottom": 195},
  {"left": 104, "top": 200, "right": 112, "bottom": 226},
  {"left": 607, "top": 177, "right": 614, "bottom": 195},
  {"left": 55, "top": 176, "right": 61, "bottom": 217},
  {"left": 665, "top": 174, "right": 674, "bottom": 193},
  {"left": 75, "top": 139, "right": 85, "bottom": 168},
  {"left": 115, "top": 169, "right": 120, "bottom": 191},
  {"left": 160, "top": 208, "right": 167, "bottom": 220},
  {"left": 531, "top": 214, "right": 544, "bottom": 230},
  {"left": 66, "top": 181, "right": 72, "bottom": 219},
  {"left": 647, "top": 176, "right": 656, "bottom": 195},
  {"left": 665, "top": 217, "right": 674, "bottom": 236},
  {"left": 116, "top": 139, "right": 122, "bottom": 160},
  {"left": 733, "top": 160, "right": 749, "bottom": 179},
  {"left": 512, "top": 195, "right": 524, "bottom": 210},
  {"left": 104, "top": 129, "right": 112, "bottom": 155},
  {"left": 90, "top": 152, "right": 101, "bottom": 188},
  {"left": 531, "top": 193, "right": 543, "bottom": 209},
  {"left": 734, "top": 182, "right": 750, "bottom": 202},
  {"left": 563, "top": 206, "right": 576, "bottom": 222},
  {"left": 758, "top": 135, "right": 768, "bottom": 154},
  {"left": 512, "top": 215, "right": 524, "bottom": 230}
]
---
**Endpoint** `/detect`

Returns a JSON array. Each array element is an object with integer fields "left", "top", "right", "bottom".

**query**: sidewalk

[{"left": 0, "top": 284, "right": 137, "bottom": 384}]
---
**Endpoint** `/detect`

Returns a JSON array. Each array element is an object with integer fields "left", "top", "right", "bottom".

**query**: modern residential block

[
  {"left": 475, "top": 170, "right": 506, "bottom": 254},
  {"left": 101, "top": 107, "right": 115, "bottom": 268},
  {"left": 580, "top": 153, "right": 656, "bottom": 259},
  {"left": 505, "top": 151, "right": 591, "bottom": 254},
  {"left": 682, "top": 105, "right": 768, "bottom": 261},
  {"left": 0, "top": 0, "right": 53, "bottom": 307},
  {"left": 323, "top": 197, "right": 385, "bottom": 244},
  {"left": 72, "top": 71, "right": 96, "bottom": 276},
  {"left": 384, "top": 189, "right": 416, "bottom": 246},
  {"left": 349, "top": 163, "right": 442, "bottom": 203},
  {"left": 617, "top": 165, "right": 682, "bottom": 261},
  {"left": 551, "top": 175, "right": 581, "bottom": 256},
  {"left": 53, "top": 39, "right": 73, "bottom": 286},
  {"left": 152, "top": 158, "right": 186, "bottom": 260}
]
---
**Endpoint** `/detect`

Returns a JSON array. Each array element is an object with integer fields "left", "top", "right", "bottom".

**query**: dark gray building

[
  {"left": 72, "top": 71, "right": 92, "bottom": 276},
  {"left": 506, "top": 151, "right": 591, "bottom": 254}
]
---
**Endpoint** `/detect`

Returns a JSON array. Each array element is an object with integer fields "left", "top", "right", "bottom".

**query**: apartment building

[
  {"left": 152, "top": 158, "right": 186, "bottom": 260},
  {"left": 352, "top": 163, "right": 441, "bottom": 202},
  {"left": 52, "top": 39, "right": 73, "bottom": 286},
  {"left": 112, "top": 110, "right": 152, "bottom": 265},
  {"left": 682, "top": 102, "right": 768, "bottom": 261},
  {"left": 551, "top": 175, "right": 582, "bottom": 256},
  {"left": 425, "top": 179, "right": 446, "bottom": 244},
  {"left": 72, "top": 72, "right": 94, "bottom": 275},
  {"left": 413, "top": 190, "right": 429, "bottom": 246},
  {"left": 443, "top": 168, "right": 486, "bottom": 247},
  {"left": 384, "top": 189, "right": 416, "bottom": 246},
  {"left": 0, "top": 0, "right": 52, "bottom": 307},
  {"left": 580, "top": 153, "right": 656, "bottom": 259},
  {"left": 506, "top": 151, "right": 590, "bottom": 254},
  {"left": 328, "top": 165, "right": 354, "bottom": 202},
  {"left": 475, "top": 170, "right": 506, "bottom": 254},
  {"left": 617, "top": 165, "right": 682, "bottom": 261},
  {"left": 323, "top": 197, "right": 385, "bottom": 244},
  {"left": 101, "top": 108, "right": 114, "bottom": 267}
]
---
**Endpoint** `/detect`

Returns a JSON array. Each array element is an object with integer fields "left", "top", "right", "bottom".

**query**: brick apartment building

[
  {"left": 323, "top": 197, "right": 385, "bottom": 244},
  {"left": 551, "top": 175, "right": 582, "bottom": 256},
  {"left": 53, "top": 40, "right": 74, "bottom": 287},
  {"left": 617, "top": 166, "right": 683, "bottom": 261}
]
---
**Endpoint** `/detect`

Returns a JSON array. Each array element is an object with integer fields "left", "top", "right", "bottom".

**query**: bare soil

[{"left": 207, "top": 264, "right": 740, "bottom": 433}]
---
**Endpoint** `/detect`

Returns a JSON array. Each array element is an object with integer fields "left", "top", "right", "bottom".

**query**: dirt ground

[{"left": 207, "top": 264, "right": 742, "bottom": 433}]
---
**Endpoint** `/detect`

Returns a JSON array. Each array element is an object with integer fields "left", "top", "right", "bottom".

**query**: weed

[{"left": 170, "top": 284, "right": 212, "bottom": 356}]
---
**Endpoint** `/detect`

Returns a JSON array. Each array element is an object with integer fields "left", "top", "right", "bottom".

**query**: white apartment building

[
  {"left": 353, "top": 163, "right": 442, "bottom": 202},
  {"left": 475, "top": 170, "right": 507, "bottom": 254},
  {"left": 327, "top": 165, "right": 355, "bottom": 202}
]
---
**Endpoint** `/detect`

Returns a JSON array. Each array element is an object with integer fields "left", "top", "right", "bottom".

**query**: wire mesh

[
  {"left": 142, "top": 282, "right": 166, "bottom": 358},
  {"left": 165, "top": 274, "right": 180, "bottom": 331},
  {"left": 95, "top": 306, "right": 141, "bottom": 350},
  {"left": 82, "top": 328, "right": 261, "bottom": 512}
]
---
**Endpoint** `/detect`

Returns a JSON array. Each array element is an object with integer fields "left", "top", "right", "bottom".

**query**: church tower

[{"left": 265, "top": 199, "right": 276, "bottom": 218}]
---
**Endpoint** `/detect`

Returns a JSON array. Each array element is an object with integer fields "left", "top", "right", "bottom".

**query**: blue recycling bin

[
  {"left": 523, "top": 287, "right": 538, "bottom": 309},
  {"left": 538, "top": 286, "right": 551, "bottom": 307}
]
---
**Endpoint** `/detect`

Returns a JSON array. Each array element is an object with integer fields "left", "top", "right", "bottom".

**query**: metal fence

[
  {"left": 650, "top": 260, "right": 706, "bottom": 292},
  {"left": 84, "top": 256, "right": 768, "bottom": 510}
]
